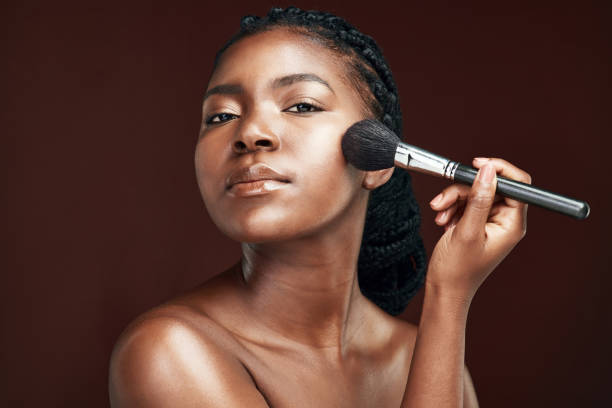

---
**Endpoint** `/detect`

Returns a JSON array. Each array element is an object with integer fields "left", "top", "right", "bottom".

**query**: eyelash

[{"left": 205, "top": 101, "right": 323, "bottom": 125}]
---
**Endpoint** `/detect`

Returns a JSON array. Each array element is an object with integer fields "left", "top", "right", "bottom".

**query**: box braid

[{"left": 213, "top": 6, "right": 428, "bottom": 316}]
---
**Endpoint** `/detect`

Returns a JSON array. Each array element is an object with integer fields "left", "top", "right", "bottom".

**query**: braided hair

[{"left": 213, "top": 6, "right": 428, "bottom": 316}]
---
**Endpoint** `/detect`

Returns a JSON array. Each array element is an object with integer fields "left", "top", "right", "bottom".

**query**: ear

[{"left": 362, "top": 167, "right": 395, "bottom": 190}]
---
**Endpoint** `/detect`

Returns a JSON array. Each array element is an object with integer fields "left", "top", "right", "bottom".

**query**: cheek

[
  {"left": 304, "top": 162, "right": 363, "bottom": 224},
  {"left": 281, "top": 123, "right": 365, "bottom": 225},
  {"left": 290, "top": 119, "right": 359, "bottom": 192},
  {"left": 194, "top": 137, "right": 226, "bottom": 208}
]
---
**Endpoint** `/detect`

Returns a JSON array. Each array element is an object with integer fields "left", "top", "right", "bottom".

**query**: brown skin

[{"left": 109, "top": 28, "right": 530, "bottom": 407}]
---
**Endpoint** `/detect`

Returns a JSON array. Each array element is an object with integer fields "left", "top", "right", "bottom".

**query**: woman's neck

[{"left": 235, "top": 204, "right": 371, "bottom": 358}]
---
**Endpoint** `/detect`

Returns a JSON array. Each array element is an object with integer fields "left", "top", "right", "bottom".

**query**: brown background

[{"left": 3, "top": 0, "right": 611, "bottom": 406}]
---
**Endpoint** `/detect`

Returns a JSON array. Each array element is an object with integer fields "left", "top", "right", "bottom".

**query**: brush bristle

[{"left": 341, "top": 119, "right": 400, "bottom": 171}]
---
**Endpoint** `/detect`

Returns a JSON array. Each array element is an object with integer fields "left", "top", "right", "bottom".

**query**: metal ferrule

[{"left": 394, "top": 142, "right": 459, "bottom": 180}]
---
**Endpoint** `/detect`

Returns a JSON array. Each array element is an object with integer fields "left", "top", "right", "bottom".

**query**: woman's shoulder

[
  {"left": 111, "top": 268, "right": 243, "bottom": 353},
  {"left": 108, "top": 270, "right": 269, "bottom": 406},
  {"left": 110, "top": 301, "right": 230, "bottom": 356},
  {"left": 110, "top": 267, "right": 246, "bottom": 366},
  {"left": 360, "top": 298, "right": 419, "bottom": 361}
]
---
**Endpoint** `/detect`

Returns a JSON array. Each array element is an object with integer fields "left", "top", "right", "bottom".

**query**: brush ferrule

[{"left": 394, "top": 142, "right": 456, "bottom": 179}]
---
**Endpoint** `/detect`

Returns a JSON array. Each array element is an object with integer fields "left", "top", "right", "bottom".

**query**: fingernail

[
  {"left": 436, "top": 210, "right": 446, "bottom": 224},
  {"left": 430, "top": 193, "right": 443, "bottom": 206},
  {"left": 474, "top": 157, "right": 488, "bottom": 163},
  {"left": 480, "top": 163, "right": 496, "bottom": 185}
]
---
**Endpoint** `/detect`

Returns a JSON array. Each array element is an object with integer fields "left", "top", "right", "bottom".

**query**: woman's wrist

[{"left": 423, "top": 280, "right": 474, "bottom": 320}]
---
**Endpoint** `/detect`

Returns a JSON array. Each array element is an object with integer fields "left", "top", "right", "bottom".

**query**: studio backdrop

[{"left": 3, "top": 1, "right": 611, "bottom": 407}]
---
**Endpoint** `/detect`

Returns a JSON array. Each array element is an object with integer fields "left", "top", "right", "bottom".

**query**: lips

[{"left": 226, "top": 163, "right": 291, "bottom": 196}]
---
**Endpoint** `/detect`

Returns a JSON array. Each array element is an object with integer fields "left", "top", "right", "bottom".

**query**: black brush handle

[{"left": 453, "top": 164, "right": 590, "bottom": 220}]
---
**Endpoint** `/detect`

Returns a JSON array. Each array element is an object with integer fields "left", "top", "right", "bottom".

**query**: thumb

[{"left": 455, "top": 163, "right": 497, "bottom": 242}]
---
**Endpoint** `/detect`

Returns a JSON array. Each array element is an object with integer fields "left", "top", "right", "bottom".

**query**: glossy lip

[{"left": 226, "top": 163, "right": 291, "bottom": 197}]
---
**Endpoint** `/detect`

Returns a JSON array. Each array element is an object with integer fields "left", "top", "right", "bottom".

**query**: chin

[{"left": 213, "top": 206, "right": 307, "bottom": 244}]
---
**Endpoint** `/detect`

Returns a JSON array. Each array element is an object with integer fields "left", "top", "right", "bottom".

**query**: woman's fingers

[
  {"left": 472, "top": 157, "right": 532, "bottom": 208},
  {"left": 430, "top": 158, "right": 530, "bottom": 240},
  {"left": 454, "top": 163, "right": 498, "bottom": 241},
  {"left": 472, "top": 157, "right": 530, "bottom": 236},
  {"left": 435, "top": 202, "right": 459, "bottom": 225},
  {"left": 430, "top": 184, "right": 471, "bottom": 212},
  {"left": 472, "top": 157, "right": 531, "bottom": 183},
  {"left": 444, "top": 207, "right": 463, "bottom": 232},
  {"left": 430, "top": 182, "right": 503, "bottom": 226}
]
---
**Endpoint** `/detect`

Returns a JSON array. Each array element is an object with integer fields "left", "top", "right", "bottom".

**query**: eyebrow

[
  {"left": 271, "top": 73, "right": 334, "bottom": 93},
  {"left": 203, "top": 84, "right": 243, "bottom": 102},
  {"left": 203, "top": 73, "right": 334, "bottom": 102}
]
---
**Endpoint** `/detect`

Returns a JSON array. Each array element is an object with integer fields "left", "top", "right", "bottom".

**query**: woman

[{"left": 109, "top": 7, "right": 530, "bottom": 407}]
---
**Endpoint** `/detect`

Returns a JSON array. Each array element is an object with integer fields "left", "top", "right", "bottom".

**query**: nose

[{"left": 232, "top": 111, "right": 280, "bottom": 154}]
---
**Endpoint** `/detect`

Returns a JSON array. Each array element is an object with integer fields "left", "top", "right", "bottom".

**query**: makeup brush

[{"left": 341, "top": 119, "right": 590, "bottom": 220}]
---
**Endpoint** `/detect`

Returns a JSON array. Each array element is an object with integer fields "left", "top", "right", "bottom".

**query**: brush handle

[{"left": 453, "top": 163, "right": 590, "bottom": 220}]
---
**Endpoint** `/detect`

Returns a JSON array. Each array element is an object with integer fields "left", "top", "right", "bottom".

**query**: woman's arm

[
  {"left": 401, "top": 158, "right": 530, "bottom": 407},
  {"left": 401, "top": 285, "right": 471, "bottom": 407}
]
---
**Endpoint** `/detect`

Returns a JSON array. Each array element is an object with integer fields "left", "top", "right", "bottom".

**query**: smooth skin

[{"left": 109, "top": 28, "right": 530, "bottom": 407}]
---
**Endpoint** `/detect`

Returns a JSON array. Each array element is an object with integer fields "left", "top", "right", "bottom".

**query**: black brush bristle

[{"left": 341, "top": 119, "right": 401, "bottom": 171}]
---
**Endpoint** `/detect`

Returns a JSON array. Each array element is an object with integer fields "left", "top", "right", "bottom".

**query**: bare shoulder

[
  {"left": 392, "top": 317, "right": 419, "bottom": 342},
  {"left": 109, "top": 303, "right": 269, "bottom": 407},
  {"left": 364, "top": 301, "right": 419, "bottom": 355},
  {"left": 387, "top": 316, "right": 419, "bottom": 365}
]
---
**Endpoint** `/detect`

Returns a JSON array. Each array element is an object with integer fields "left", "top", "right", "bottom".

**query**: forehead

[{"left": 208, "top": 28, "right": 350, "bottom": 91}]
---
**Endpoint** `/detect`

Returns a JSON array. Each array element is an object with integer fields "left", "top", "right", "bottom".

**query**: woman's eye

[
  {"left": 285, "top": 102, "right": 322, "bottom": 113},
  {"left": 206, "top": 112, "right": 238, "bottom": 125}
]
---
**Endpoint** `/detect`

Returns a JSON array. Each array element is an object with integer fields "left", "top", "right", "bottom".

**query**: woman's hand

[{"left": 426, "top": 157, "right": 531, "bottom": 302}]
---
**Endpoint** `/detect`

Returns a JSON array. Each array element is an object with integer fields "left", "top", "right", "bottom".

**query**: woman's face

[{"left": 195, "top": 28, "right": 373, "bottom": 243}]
